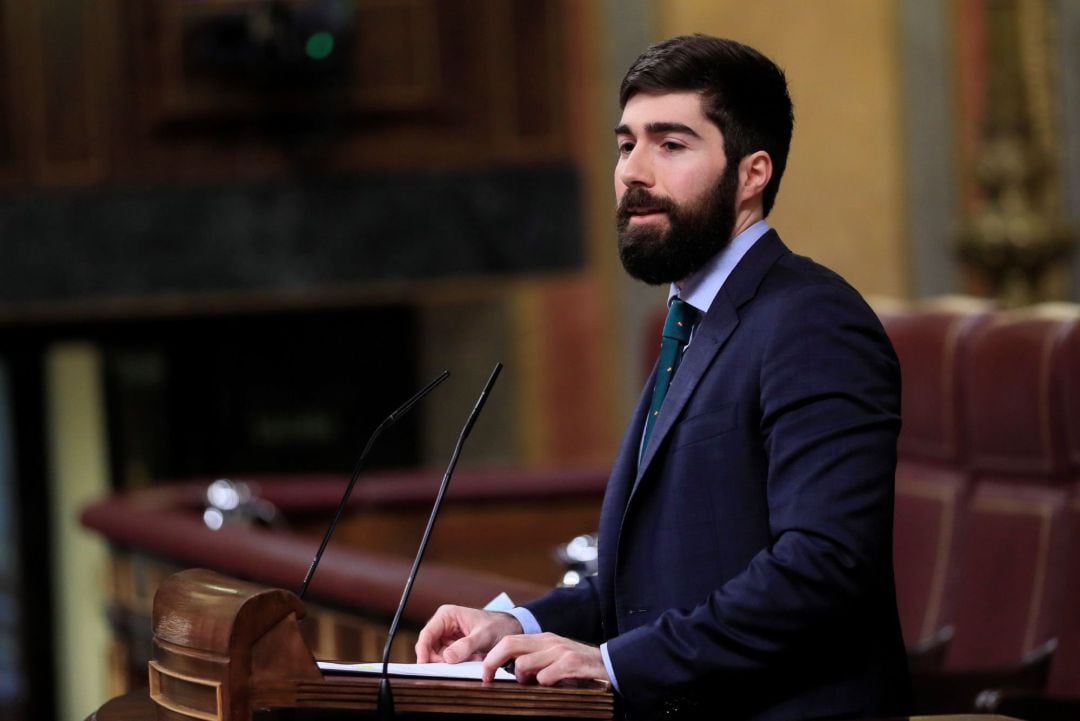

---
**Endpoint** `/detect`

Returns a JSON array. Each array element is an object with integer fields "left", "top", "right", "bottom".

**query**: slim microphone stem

[
  {"left": 377, "top": 362, "right": 503, "bottom": 720},
  {"left": 297, "top": 370, "right": 450, "bottom": 600}
]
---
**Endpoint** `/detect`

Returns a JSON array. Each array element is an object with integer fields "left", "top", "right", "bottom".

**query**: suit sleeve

[
  {"left": 605, "top": 281, "right": 901, "bottom": 711},
  {"left": 522, "top": 573, "right": 605, "bottom": 644}
]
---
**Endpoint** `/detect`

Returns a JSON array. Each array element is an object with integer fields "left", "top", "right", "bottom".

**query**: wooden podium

[{"left": 145, "top": 568, "right": 613, "bottom": 720}]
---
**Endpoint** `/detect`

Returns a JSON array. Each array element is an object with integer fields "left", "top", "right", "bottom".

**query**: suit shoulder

[
  {"left": 723, "top": 232, "right": 888, "bottom": 340},
  {"left": 761, "top": 250, "right": 870, "bottom": 309},
  {"left": 750, "top": 250, "right": 895, "bottom": 352}
]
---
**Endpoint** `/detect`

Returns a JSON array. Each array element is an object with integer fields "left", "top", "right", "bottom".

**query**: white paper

[{"left": 317, "top": 660, "right": 515, "bottom": 682}]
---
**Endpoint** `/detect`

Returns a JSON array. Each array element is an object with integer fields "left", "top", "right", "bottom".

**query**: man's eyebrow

[{"left": 613, "top": 121, "right": 702, "bottom": 138}]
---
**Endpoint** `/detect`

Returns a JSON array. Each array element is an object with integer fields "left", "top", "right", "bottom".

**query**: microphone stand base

[{"left": 377, "top": 676, "right": 395, "bottom": 721}]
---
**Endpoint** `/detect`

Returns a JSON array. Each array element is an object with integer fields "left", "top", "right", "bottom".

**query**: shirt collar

[{"left": 668, "top": 219, "right": 771, "bottom": 314}]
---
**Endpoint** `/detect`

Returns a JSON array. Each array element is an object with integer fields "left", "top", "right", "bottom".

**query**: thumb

[{"left": 442, "top": 631, "right": 486, "bottom": 664}]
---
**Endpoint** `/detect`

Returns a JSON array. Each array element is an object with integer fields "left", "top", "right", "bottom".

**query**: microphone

[
  {"left": 377, "top": 362, "right": 503, "bottom": 720},
  {"left": 297, "top": 370, "right": 450, "bottom": 600}
]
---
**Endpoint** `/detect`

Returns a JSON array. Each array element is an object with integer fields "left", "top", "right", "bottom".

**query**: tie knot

[{"left": 662, "top": 299, "right": 696, "bottom": 343}]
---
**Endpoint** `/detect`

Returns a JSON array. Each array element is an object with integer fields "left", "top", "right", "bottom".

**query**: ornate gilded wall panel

[{"left": 955, "top": 0, "right": 1073, "bottom": 304}]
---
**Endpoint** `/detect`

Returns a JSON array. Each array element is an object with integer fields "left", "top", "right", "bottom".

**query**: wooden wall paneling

[
  {"left": 23, "top": 0, "right": 109, "bottom": 186},
  {"left": 507, "top": 0, "right": 564, "bottom": 152},
  {"left": 478, "top": 0, "right": 566, "bottom": 163},
  {"left": 349, "top": 0, "right": 440, "bottom": 111},
  {"left": 5, "top": 0, "right": 577, "bottom": 187},
  {"left": 0, "top": 0, "right": 40, "bottom": 189},
  {"left": 327, "top": 0, "right": 558, "bottom": 171},
  {"left": 141, "top": 0, "right": 441, "bottom": 123},
  {"left": 516, "top": 277, "right": 620, "bottom": 467},
  {"left": 0, "top": 0, "right": 23, "bottom": 186},
  {"left": 110, "top": 0, "right": 251, "bottom": 182},
  {"left": 110, "top": 0, "right": 575, "bottom": 181},
  {"left": 318, "top": 0, "right": 482, "bottom": 171},
  {"left": 480, "top": 0, "right": 520, "bottom": 158},
  {"left": 120, "top": 0, "right": 514, "bottom": 178},
  {"left": 118, "top": 0, "right": 317, "bottom": 181}
]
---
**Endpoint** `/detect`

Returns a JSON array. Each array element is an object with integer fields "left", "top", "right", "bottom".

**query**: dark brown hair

[{"left": 620, "top": 35, "right": 794, "bottom": 215}]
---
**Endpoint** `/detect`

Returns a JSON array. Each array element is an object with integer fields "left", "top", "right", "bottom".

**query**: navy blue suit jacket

[{"left": 525, "top": 231, "right": 908, "bottom": 720}]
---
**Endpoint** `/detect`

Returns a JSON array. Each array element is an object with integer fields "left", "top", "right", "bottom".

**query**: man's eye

[
  {"left": 618, "top": 142, "right": 635, "bottom": 155},
  {"left": 661, "top": 141, "right": 684, "bottom": 152}
]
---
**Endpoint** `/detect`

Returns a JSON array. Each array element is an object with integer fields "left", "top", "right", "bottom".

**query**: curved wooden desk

[
  {"left": 87, "top": 692, "right": 1022, "bottom": 721},
  {"left": 86, "top": 692, "right": 156, "bottom": 721},
  {"left": 140, "top": 568, "right": 611, "bottom": 720},
  {"left": 81, "top": 468, "right": 608, "bottom": 693}
]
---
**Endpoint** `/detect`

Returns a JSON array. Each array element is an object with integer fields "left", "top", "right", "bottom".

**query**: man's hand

[
  {"left": 481, "top": 632, "right": 610, "bottom": 686},
  {"left": 414, "top": 605, "right": 523, "bottom": 664}
]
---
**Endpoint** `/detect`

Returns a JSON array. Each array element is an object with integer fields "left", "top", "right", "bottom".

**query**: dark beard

[{"left": 616, "top": 163, "right": 739, "bottom": 286}]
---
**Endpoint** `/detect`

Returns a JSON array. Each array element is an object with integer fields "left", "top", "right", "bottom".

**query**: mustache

[{"left": 616, "top": 187, "right": 677, "bottom": 224}]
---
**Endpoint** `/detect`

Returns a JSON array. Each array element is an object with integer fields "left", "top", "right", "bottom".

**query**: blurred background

[{"left": 2, "top": 0, "right": 1079, "bottom": 719}]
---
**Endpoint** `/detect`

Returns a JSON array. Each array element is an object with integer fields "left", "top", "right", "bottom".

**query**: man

[{"left": 416, "top": 35, "right": 909, "bottom": 720}]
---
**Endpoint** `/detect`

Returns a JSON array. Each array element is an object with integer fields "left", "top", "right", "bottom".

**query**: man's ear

[{"left": 738, "top": 150, "right": 773, "bottom": 208}]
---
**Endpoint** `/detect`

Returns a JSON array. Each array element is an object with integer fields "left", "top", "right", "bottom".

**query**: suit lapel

[
  {"left": 632, "top": 299, "right": 737, "bottom": 491},
  {"left": 596, "top": 370, "right": 652, "bottom": 620},
  {"left": 608, "top": 373, "right": 652, "bottom": 508},
  {"left": 602, "top": 231, "right": 791, "bottom": 613},
  {"left": 630, "top": 230, "right": 790, "bottom": 496}
]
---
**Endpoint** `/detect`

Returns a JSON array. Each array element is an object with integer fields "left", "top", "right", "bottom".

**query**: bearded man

[{"left": 416, "top": 35, "right": 909, "bottom": 721}]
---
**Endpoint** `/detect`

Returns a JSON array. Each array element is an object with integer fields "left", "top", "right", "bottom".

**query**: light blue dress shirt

[{"left": 508, "top": 219, "right": 772, "bottom": 692}]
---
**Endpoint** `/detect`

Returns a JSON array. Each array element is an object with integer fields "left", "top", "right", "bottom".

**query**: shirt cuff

[
  {"left": 599, "top": 642, "right": 621, "bottom": 694},
  {"left": 505, "top": 606, "right": 542, "bottom": 635}
]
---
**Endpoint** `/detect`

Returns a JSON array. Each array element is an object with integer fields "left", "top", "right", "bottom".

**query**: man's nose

[{"left": 618, "top": 147, "right": 653, "bottom": 187}]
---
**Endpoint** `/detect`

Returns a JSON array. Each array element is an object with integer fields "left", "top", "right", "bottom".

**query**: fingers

[
  {"left": 443, "top": 611, "right": 521, "bottom": 662},
  {"left": 481, "top": 633, "right": 608, "bottom": 686},
  {"left": 418, "top": 611, "right": 607, "bottom": 688},
  {"left": 480, "top": 635, "right": 527, "bottom": 683},
  {"left": 414, "top": 605, "right": 466, "bottom": 663},
  {"left": 439, "top": 635, "right": 482, "bottom": 663},
  {"left": 533, "top": 646, "right": 608, "bottom": 687},
  {"left": 415, "top": 606, "right": 522, "bottom": 665}
]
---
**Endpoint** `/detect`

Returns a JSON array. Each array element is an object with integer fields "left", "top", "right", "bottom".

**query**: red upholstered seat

[
  {"left": 880, "top": 300, "right": 990, "bottom": 463},
  {"left": 947, "top": 481, "right": 1070, "bottom": 669},
  {"left": 946, "top": 311, "right": 1075, "bottom": 671},
  {"left": 1046, "top": 496, "right": 1080, "bottom": 696},
  {"left": 877, "top": 300, "right": 991, "bottom": 650},
  {"left": 1062, "top": 313, "right": 1080, "bottom": 473},
  {"left": 892, "top": 465, "right": 967, "bottom": 650},
  {"left": 963, "top": 312, "right": 1073, "bottom": 477},
  {"left": 1046, "top": 316, "right": 1080, "bottom": 696}
]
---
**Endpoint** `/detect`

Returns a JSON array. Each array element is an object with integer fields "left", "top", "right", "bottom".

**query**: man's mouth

[
  {"left": 628, "top": 207, "right": 666, "bottom": 221},
  {"left": 617, "top": 188, "right": 675, "bottom": 228}
]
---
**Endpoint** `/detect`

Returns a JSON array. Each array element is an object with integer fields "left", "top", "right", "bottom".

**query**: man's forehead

[{"left": 615, "top": 91, "right": 712, "bottom": 134}]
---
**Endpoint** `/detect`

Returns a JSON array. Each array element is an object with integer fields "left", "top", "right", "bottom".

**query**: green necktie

[{"left": 641, "top": 299, "right": 696, "bottom": 463}]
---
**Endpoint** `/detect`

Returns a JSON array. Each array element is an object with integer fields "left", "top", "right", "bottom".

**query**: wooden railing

[{"left": 81, "top": 468, "right": 608, "bottom": 695}]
